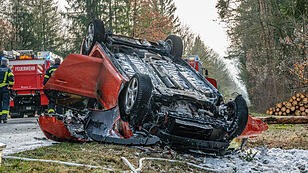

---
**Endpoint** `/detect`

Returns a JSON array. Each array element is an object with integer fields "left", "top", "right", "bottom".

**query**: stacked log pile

[{"left": 266, "top": 93, "right": 308, "bottom": 116}]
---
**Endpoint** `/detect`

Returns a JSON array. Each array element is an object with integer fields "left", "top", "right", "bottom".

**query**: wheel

[
  {"left": 27, "top": 112, "right": 35, "bottom": 117},
  {"left": 165, "top": 35, "right": 183, "bottom": 59},
  {"left": 10, "top": 112, "right": 24, "bottom": 118},
  {"left": 82, "top": 19, "right": 105, "bottom": 55},
  {"left": 229, "top": 95, "right": 249, "bottom": 139},
  {"left": 120, "top": 73, "right": 153, "bottom": 128}
]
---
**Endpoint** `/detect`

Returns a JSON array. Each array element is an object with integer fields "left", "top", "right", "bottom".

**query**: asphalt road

[{"left": 0, "top": 117, "right": 55, "bottom": 155}]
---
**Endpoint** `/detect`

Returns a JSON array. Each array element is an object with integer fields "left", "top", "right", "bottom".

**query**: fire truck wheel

[
  {"left": 28, "top": 113, "right": 35, "bottom": 117},
  {"left": 165, "top": 35, "right": 183, "bottom": 59},
  {"left": 10, "top": 112, "right": 24, "bottom": 118},
  {"left": 82, "top": 19, "right": 106, "bottom": 55}
]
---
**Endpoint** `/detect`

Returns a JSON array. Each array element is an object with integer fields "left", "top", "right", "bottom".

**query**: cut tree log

[
  {"left": 299, "top": 103, "right": 304, "bottom": 106},
  {"left": 265, "top": 93, "right": 308, "bottom": 116},
  {"left": 256, "top": 116, "right": 308, "bottom": 124},
  {"left": 295, "top": 110, "right": 301, "bottom": 116},
  {"left": 301, "top": 112, "right": 307, "bottom": 116},
  {"left": 286, "top": 102, "right": 292, "bottom": 108},
  {"left": 292, "top": 100, "right": 298, "bottom": 105},
  {"left": 277, "top": 103, "right": 282, "bottom": 108}
]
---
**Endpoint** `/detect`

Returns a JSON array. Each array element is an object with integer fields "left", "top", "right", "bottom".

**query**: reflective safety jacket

[
  {"left": 43, "top": 64, "right": 59, "bottom": 85},
  {"left": 0, "top": 65, "right": 14, "bottom": 88}
]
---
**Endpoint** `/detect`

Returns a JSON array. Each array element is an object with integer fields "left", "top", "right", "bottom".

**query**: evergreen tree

[
  {"left": 3, "top": 0, "right": 64, "bottom": 56},
  {"left": 30, "top": 0, "right": 64, "bottom": 54}
]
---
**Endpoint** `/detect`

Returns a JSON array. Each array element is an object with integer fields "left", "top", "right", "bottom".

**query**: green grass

[
  {"left": 249, "top": 112, "right": 268, "bottom": 117},
  {"left": 0, "top": 143, "right": 206, "bottom": 172}
]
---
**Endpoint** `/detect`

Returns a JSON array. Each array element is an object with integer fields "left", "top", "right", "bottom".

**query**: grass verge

[
  {"left": 246, "top": 124, "right": 308, "bottom": 150},
  {"left": 0, "top": 143, "right": 205, "bottom": 173}
]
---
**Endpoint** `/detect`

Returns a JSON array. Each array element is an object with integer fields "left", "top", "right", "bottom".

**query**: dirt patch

[{"left": 246, "top": 124, "right": 308, "bottom": 150}]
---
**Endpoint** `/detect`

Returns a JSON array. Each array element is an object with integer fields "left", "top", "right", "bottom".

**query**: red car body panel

[
  {"left": 45, "top": 54, "right": 101, "bottom": 98},
  {"left": 38, "top": 116, "right": 83, "bottom": 142},
  {"left": 91, "top": 47, "right": 126, "bottom": 109},
  {"left": 45, "top": 45, "right": 125, "bottom": 109},
  {"left": 205, "top": 77, "right": 218, "bottom": 89},
  {"left": 239, "top": 115, "right": 268, "bottom": 138}
]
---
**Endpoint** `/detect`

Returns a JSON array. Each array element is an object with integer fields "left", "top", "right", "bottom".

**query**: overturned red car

[{"left": 39, "top": 19, "right": 255, "bottom": 154}]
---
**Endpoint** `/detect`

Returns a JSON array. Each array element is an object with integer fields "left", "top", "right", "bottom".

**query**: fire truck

[
  {"left": 3, "top": 50, "right": 61, "bottom": 118},
  {"left": 186, "top": 55, "right": 217, "bottom": 88}
]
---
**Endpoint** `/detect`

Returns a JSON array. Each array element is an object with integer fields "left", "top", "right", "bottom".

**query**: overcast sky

[{"left": 174, "top": 0, "right": 229, "bottom": 57}]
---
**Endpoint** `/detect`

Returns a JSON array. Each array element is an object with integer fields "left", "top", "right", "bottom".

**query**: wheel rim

[
  {"left": 85, "top": 23, "right": 95, "bottom": 51},
  {"left": 125, "top": 78, "right": 138, "bottom": 113}
]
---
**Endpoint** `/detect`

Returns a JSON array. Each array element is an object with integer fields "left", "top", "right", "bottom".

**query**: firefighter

[
  {"left": 43, "top": 58, "right": 61, "bottom": 114},
  {"left": 0, "top": 56, "right": 14, "bottom": 123}
]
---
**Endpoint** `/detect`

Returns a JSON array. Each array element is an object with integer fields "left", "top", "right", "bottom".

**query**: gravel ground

[
  {"left": 0, "top": 117, "right": 55, "bottom": 155},
  {"left": 199, "top": 148, "right": 308, "bottom": 173}
]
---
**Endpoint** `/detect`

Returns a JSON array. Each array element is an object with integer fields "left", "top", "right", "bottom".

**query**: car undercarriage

[{"left": 38, "top": 19, "right": 254, "bottom": 154}]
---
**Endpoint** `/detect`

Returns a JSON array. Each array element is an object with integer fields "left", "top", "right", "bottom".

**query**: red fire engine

[
  {"left": 4, "top": 50, "right": 61, "bottom": 118},
  {"left": 186, "top": 55, "right": 217, "bottom": 88}
]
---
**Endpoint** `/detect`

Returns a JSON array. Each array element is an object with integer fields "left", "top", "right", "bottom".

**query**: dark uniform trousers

[
  {"left": 0, "top": 87, "right": 10, "bottom": 120},
  {"left": 0, "top": 65, "right": 14, "bottom": 121},
  {"left": 44, "top": 64, "right": 66, "bottom": 114}
]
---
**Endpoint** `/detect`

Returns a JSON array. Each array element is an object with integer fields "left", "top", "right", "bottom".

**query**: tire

[
  {"left": 27, "top": 113, "right": 35, "bottom": 117},
  {"left": 120, "top": 73, "right": 153, "bottom": 128},
  {"left": 11, "top": 112, "right": 24, "bottom": 118},
  {"left": 165, "top": 35, "right": 183, "bottom": 59},
  {"left": 82, "top": 19, "right": 106, "bottom": 55},
  {"left": 229, "top": 95, "right": 249, "bottom": 139}
]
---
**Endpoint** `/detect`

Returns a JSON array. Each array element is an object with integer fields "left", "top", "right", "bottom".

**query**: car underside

[{"left": 38, "top": 19, "right": 252, "bottom": 154}]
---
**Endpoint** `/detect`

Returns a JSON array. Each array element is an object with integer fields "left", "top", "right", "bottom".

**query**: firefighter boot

[{"left": 2, "top": 113, "right": 7, "bottom": 123}]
